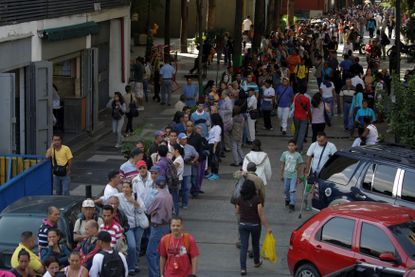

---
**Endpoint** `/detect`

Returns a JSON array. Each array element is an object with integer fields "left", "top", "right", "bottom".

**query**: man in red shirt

[
  {"left": 293, "top": 89, "right": 311, "bottom": 152},
  {"left": 286, "top": 49, "right": 301, "bottom": 86},
  {"left": 159, "top": 216, "right": 199, "bottom": 277}
]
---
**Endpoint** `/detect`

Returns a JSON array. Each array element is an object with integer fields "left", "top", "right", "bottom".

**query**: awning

[{"left": 40, "top": 22, "right": 99, "bottom": 41}]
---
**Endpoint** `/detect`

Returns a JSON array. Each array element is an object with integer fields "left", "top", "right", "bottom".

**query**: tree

[
  {"left": 287, "top": 0, "right": 294, "bottom": 28},
  {"left": 180, "top": 0, "right": 188, "bottom": 53},
  {"left": 274, "top": 0, "right": 282, "bottom": 31},
  {"left": 164, "top": 0, "right": 171, "bottom": 59},
  {"left": 196, "top": 0, "right": 204, "bottom": 96},
  {"left": 252, "top": 0, "right": 265, "bottom": 51},
  {"left": 232, "top": 0, "right": 243, "bottom": 68},
  {"left": 266, "top": 0, "right": 275, "bottom": 34},
  {"left": 206, "top": 0, "right": 216, "bottom": 31}
]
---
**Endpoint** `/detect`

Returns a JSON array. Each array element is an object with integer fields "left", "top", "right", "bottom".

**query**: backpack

[
  {"left": 99, "top": 250, "right": 125, "bottom": 277},
  {"left": 368, "top": 20, "right": 375, "bottom": 29},
  {"left": 165, "top": 159, "right": 180, "bottom": 190}
]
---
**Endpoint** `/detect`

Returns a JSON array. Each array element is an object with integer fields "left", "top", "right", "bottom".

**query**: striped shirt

[
  {"left": 100, "top": 221, "right": 123, "bottom": 248},
  {"left": 119, "top": 160, "right": 139, "bottom": 180},
  {"left": 37, "top": 219, "right": 57, "bottom": 249}
]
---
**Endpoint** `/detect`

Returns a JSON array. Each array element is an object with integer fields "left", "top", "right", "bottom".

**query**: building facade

[{"left": 0, "top": 0, "right": 130, "bottom": 155}]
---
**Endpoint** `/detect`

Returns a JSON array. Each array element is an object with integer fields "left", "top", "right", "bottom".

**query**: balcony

[{"left": 0, "top": 0, "right": 130, "bottom": 26}]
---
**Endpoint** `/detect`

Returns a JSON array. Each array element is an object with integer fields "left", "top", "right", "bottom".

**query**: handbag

[
  {"left": 129, "top": 95, "right": 139, "bottom": 117},
  {"left": 52, "top": 148, "right": 67, "bottom": 177},
  {"left": 261, "top": 100, "right": 273, "bottom": 111},
  {"left": 137, "top": 209, "right": 149, "bottom": 229},
  {"left": 249, "top": 109, "right": 259, "bottom": 120}
]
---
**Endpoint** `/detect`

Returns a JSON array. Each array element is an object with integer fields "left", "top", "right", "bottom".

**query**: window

[
  {"left": 362, "top": 163, "right": 375, "bottom": 191},
  {"left": 320, "top": 217, "right": 355, "bottom": 249},
  {"left": 401, "top": 171, "right": 415, "bottom": 202},
  {"left": 319, "top": 155, "right": 360, "bottom": 186},
  {"left": 372, "top": 165, "right": 397, "bottom": 196},
  {"left": 389, "top": 221, "right": 415, "bottom": 258},
  {"left": 360, "top": 223, "right": 396, "bottom": 258}
]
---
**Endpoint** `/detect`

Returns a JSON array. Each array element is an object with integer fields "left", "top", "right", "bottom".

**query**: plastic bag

[{"left": 261, "top": 232, "right": 277, "bottom": 263}]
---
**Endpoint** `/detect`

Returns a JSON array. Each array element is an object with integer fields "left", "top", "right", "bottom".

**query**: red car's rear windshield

[{"left": 389, "top": 221, "right": 415, "bottom": 258}]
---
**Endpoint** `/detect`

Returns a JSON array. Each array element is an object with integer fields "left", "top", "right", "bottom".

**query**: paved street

[{"left": 68, "top": 34, "right": 413, "bottom": 275}]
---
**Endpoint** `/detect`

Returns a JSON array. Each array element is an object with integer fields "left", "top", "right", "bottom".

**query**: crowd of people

[{"left": 4, "top": 3, "right": 400, "bottom": 277}]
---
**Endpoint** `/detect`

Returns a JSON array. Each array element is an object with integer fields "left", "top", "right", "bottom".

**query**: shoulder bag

[{"left": 52, "top": 148, "right": 67, "bottom": 177}]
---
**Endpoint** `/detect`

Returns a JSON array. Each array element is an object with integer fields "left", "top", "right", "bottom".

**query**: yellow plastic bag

[
  {"left": 261, "top": 232, "right": 277, "bottom": 263},
  {"left": 290, "top": 121, "right": 296, "bottom": 135}
]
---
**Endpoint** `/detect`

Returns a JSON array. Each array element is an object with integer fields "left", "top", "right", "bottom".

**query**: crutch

[{"left": 298, "top": 176, "right": 310, "bottom": 219}]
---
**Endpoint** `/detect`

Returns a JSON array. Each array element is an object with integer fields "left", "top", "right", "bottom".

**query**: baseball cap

[
  {"left": 97, "top": 231, "right": 112, "bottom": 243},
  {"left": 82, "top": 199, "right": 95, "bottom": 208},
  {"left": 155, "top": 176, "right": 167, "bottom": 186},
  {"left": 154, "top": 130, "right": 165, "bottom": 137},
  {"left": 178, "top": 133, "right": 187, "bottom": 140},
  {"left": 136, "top": 160, "right": 147, "bottom": 168},
  {"left": 149, "top": 165, "right": 161, "bottom": 172}
]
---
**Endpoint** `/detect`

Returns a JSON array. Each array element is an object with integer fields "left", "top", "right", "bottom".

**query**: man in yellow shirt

[
  {"left": 45, "top": 134, "right": 73, "bottom": 195},
  {"left": 11, "top": 231, "right": 44, "bottom": 275},
  {"left": 295, "top": 58, "right": 309, "bottom": 91}
]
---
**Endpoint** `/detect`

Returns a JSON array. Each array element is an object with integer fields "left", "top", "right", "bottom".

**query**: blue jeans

[
  {"left": 343, "top": 102, "right": 351, "bottom": 130},
  {"left": 181, "top": 176, "right": 191, "bottom": 207},
  {"left": 294, "top": 119, "right": 308, "bottom": 152},
  {"left": 170, "top": 188, "right": 180, "bottom": 215},
  {"left": 239, "top": 223, "right": 261, "bottom": 270},
  {"left": 323, "top": 97, "right": 334, "bottom": 117},
  {"left": 161, "top": 79, "right": 172, "bottom": 105},
  {"left": 146, "top": 225, "right": 170, "bottom": 277},
  {"left": 53, "top": 175, "right": 71, "bottom": 195},
  {"left": 143, "top": 79, "right": 148, "bottom": 100},
  {"left": 190, "top": 165, "right": 199, "bottom": 197},
  {"left": 284, "top": 177, "right": 297, "bottom": 205},
  {"left": 126, "top": 227, "right": 145, "bottom": 272}
]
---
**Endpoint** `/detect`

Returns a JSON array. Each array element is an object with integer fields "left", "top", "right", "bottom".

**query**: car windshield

[
  {"left": 0, "top": 215, "right": 44, "bottom": 245},
  {"left": 388, "top": 221, "right": 415, "bottom": 258}
]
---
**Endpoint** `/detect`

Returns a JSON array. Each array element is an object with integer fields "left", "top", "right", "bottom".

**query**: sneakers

[
  {"left": 208, "top": 174, "right": 219, "bottom": 181},
  {"left": 289, "top": 204, "right": 295, "bottom": 212},
  {"left": 205, "top": 173, "right": 213, "bottom": 179}
]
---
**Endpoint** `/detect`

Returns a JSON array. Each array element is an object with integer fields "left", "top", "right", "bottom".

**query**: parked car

[
  {"left": 0, "top": 195, "right": 83, "bottom": 269},
  {"left": 311, "top": 144, "right": 415, "bottom": 211},
  {"left": 288, "top": 202, "right": 415, "bottom": 277},
  {"left": 325, "top": 262, "right": 407, "bottom": 277}
]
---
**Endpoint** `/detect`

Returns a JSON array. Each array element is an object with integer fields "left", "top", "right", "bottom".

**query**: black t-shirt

[{"left": 238, "top": 195, "right": 261, "bottom": 225}]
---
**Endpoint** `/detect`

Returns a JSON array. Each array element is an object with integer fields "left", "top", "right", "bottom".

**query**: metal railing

[
  {"left": 0, "top": 154, "right": 52, "bottom": 211},
  {"left": 0, "top": 0, "right": 130, "bottom": 26}
]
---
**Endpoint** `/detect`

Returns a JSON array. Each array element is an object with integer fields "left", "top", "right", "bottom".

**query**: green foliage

[
  {"left": 389, "top": 75, "right": 415, "bottom": 146},
  {"left": 121, "top": 126, "right": 154, "bottom": 158}
]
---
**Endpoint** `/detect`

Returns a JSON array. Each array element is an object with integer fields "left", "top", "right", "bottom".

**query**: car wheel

[{"left": 295, "top": 263, "right": 321, "bottom": 277}]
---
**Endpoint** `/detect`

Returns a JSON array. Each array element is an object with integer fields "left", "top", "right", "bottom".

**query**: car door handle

[
  {"left": 316, "top": 245, "right": 322, "bottom": 249},
  {"left": 358, "top": 258, "right": 366, "bottom": 263}
]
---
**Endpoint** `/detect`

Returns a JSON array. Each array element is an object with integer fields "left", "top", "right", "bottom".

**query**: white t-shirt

[
  {"left": 320, "top": 82, "right": 335, "bottom": 99},
  {"left": 104, "top": 184, "right": 119, "bottom": 198},
  {"left": 174, "top": 156, "right": 184, "bottom": 181},
  {"left": 366, "top": 124, "right": 379, "bottom": 145},
  {"left": 306, "top": 142, "right": 337, "bottom": 173},
  {"left": 208, "top": 125, "right": 222, "bottom": 144},
  {"left": 351, "top": 75, "right": 365, "bottom": 89},
  {"left": 242, "top": 18, "right": 252, "bottom": 32},
  {"left": 262, "top": 87, "right": 275, "bottom": 102}
]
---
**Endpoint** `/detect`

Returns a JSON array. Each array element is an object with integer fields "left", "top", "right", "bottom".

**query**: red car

[{"left": 288, "top": 202, "right": 415, "bottom": 277}]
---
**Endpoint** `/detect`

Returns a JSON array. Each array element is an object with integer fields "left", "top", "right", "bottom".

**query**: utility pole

[
  {"left": 196, "top": 0, "right": 204, "bottom": 97},
  {"left": 396, "top": 0, "right": 401, "bottom": 78}
]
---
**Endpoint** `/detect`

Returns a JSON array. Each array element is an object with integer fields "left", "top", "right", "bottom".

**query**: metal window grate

[{"left": 0, "top": 0, "right": 129, "bottom": 26}]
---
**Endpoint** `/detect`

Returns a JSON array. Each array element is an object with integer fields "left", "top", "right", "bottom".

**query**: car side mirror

[{"left": 379, "top": 252, "right": 399, "bottom": 264}]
